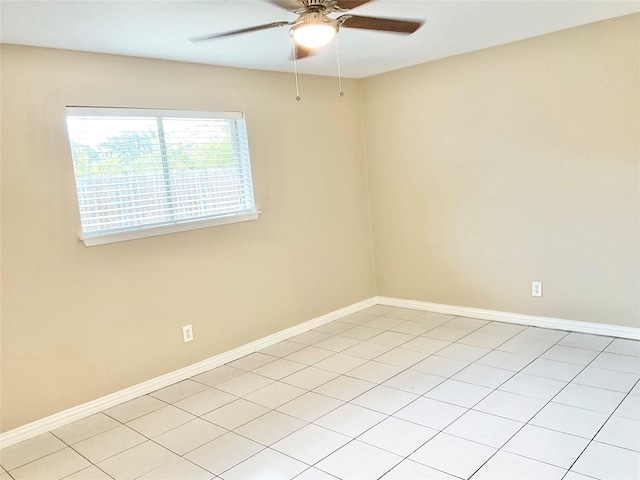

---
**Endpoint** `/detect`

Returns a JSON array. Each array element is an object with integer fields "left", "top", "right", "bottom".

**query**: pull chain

[
  {"left": 291, "top": 38, "right": 301, "bottom": 101},
  {"left": 336, "top": 36, "right": 344, "bottom": 97}
]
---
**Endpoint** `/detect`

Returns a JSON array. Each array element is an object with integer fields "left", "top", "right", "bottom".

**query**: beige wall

[
  {"left": 362, "top": 14, "right": 639, "bottom": 326},
  {"left": 0, "top": 46, "right": 375, "bottom": 431}
]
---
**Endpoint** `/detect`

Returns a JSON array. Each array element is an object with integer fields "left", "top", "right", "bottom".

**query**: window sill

[{"left": 81, "top": 211, "right": 261, "bottom": 247}]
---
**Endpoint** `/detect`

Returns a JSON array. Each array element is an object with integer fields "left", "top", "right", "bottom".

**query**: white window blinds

[{"left": 66, "top": 107, "right": 257, "bottom": 245}]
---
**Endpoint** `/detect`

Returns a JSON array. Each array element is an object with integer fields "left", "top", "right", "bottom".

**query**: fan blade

[
  {"left": 338, "top": 15, "right": 422, "bottom": 34},
  {"left": 190, "top": 21, "right": 291, "bottom": 42},
  {"left": 335, "top": 0, "right": 373, "bottom": 10},
  {"left": 266, "top": 0, "right": 304, "bottom": 12},
  {"left": 290, "top": 44, "right": 315, "bottom": 60}
]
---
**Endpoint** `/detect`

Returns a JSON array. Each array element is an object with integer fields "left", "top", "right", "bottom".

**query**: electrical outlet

[
  {"left": 532, "top": 281, "right": 542, "bottom": 297},
  {"left": 182, "top": 324, "right": 194, "bottom": 342}
]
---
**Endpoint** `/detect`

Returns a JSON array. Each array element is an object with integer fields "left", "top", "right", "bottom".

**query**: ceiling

[{"left": 1, "top": 0, "right": 638, "bottom": 78}]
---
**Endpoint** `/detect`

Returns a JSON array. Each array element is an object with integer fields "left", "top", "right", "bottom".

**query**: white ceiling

[{"left": 1, "top": 0, "right": 638, "bottom": 78}]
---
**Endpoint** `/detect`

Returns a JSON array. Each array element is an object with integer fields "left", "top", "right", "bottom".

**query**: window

[{"left": 66, "top": 107, "right": 259, "bottom": 246}]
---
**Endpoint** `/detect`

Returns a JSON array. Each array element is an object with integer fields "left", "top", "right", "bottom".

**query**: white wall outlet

[
  {"left": 182, "top": 324, "right": 194, "bottom": 342},
  {"left": 532, "top": 281, "right": 542, "bottom": 297}
]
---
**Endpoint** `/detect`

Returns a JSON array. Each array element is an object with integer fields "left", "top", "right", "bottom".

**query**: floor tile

[
  {"left": 572, "top": 366, "right": 639, "bottom": 393},
  {"left": 401, "top": 337, "right": 451, "bottom": 355},
  {"left": 314, "top": 403, "right": 386, "bottom": 437},
  {"left": 284, "top": 346, "right": 335, "bottom": 366},
  {"left": 313, "top": 321, "right": 356, "bottom": 336},
  {"left": 339, "top": 326, "right": 384, "bottom": 342},
  {"left": 436, "top": 343, "right": 491, "bottom": 362},
  {"left": 604, "top": 338, "right": 640, "bottom": 357},
  {"left": 595, "top": 416, "right": 640, "bottom": 451},
  {"left": 498, "top": 373, "right": 566, "bottom": 401},
  {"left": 383, "top": 307, "right": 426, "bottom": 321},
  {"left": 190, "top": 365, "right": 246, "bottom": 387},
  {"left": 368, "top": 331, "right": 415, "bottom": 347},
  {"left": 382, "top": 369, "right": 444, "bottom": 395},
  {"left": 563, "top": 472, "right": 594, "bottom": 480},
  {"left": 272, "top": 424, "right": 350, "bottom": 465},
  {"left": 97, "top": 441, "right": 179, "bottom": 480},
  {"left": 185, "top": 432, "right": 263, "bottom": 475},
  {"left": 444, "top": 410, "right": 523, "bottom": 448},
  {"left": 288, "top": 331, "right": 333, "bottom": 346},
  {"left": 358, "top": 417, "right": 437, "bottom": 456},
  {"left": 103, "top": 395, "right": 167, "bottom": 423},
  {"left": 339, "top": 312, "right": 377, "bottom": 325},
  {"left": 63, "top": 465, "right": 114, "bottom": 479},
  {"left": 220, "top": 448, "right": 307, "bottom": 480},
  {"left": 613, "top": 393, "right": 640, "bottom": 420},
  {"left": 410, "top": 433, "right": 496, "bottom": 479},
  {"left": 394, "top": 397, "right": 467, "bottom": 430},
  {"left": 294, "top": 467, "right": 338, "bottom": 479},
  {"left": 459, "top": 331, "right": 512, "bottom": 349},
  {"left": 52, "top": 413, "right": 120, "bottom": 445},
  {"left": 313, "top": 352, "right": 367, "bottom": 374},
  {"left": 72, "top": 425, "right": 146, "bottom": 463},
  {"left": 503, "top": 425, "right": 589, "bottom": 468},
  {"left": 412, "top": 312, "right": 455, "bottom": 326},
  {"left": 362, "top": 316, "right": 406, "bottom": 330},
  {"left": 591, "top": 352, "right": 640, "bottom": 374},
  {"left": 281, "top": 367, "right": 338, "bottom": 390},
  {"left": 529, "top": 402, "right": 609, "bottom": 438},
  {"left": 572, "top": 441, "right": 640, "bottom": 480},
  {"left": 235, "top": 410, "right": 306, "bottom": 445},
  {"left": 497, "top": 337, "right": 555, "bottom": 357},
  {"left": 374, "top": 347, "right": 428, "bottom": 368},
  {"left": 381, "top": 459, "right": 458, "bottom": 479},
  {"left": 473, "top": 390, "right": 546, "bottom": 422},
  {"left": 475, "top": 350, "right": 535, "bottom": 371},
  {"left": 424, "top": 379, "right": 493, "bottom": 408},
  {"left": 201, "top": 398, "right": 269, "bottom": 430},
  {"left": 475, "top": 322, "right": 526, "bottom": 338},
  {"left": 9, "top": 448, "right": 91, "bottom": 480},
  {"left": 411, "top": 355, "right": 470, "bottom": 377},
  {"left": 227, "top": 352, "right": 278, "bottom": 371},
  {"left": 276, "top": 391, "right": 343, "bottom": 422},
  {"left": 541, "top": 345, "right": 600, "bottom": 366},
  {"left": 245, "top": 381, "right": 306, "bottom": 408},
  {"left": 559, "top": 332, "right": 614, "bottom": 351},
  {"left": 259, "top": 341, "right": 306, "bottom": 358},
  {"left": 360, "top": 305, "right": 395, "bottom": 316},
  {"left": 137, "top": 457, "right": 214, "bottom": 480},
  {"left": 313, "top": 335, "right": 360, "bottom": 353},
  {"left": 351, "top": 385, "right": 418, "bottom": 414},
  {"left": 173, "top": 387, "right": 236, "bottom": 416},
  {"left": 471, "top": 450, "right": 566, "bottom": 479},
  {"left": 521, "top": 358, "right": 584, "bottom": 382},
  {"left": 316, "top": 440, "right": 402, "bottom": 480},
  {"left": 423, "top": 326, "right": 473, "bottom": 342},
  {"left": 0, "top": 432, "right": 66, "bottom": 471},
  {"left": 553, "top": 383, "right": 625, "bottom": 414},
  {"left": 252, "top": 358, "right": 307, "bottom": 380},
  {"left": 153, "top": 418, "right": 227, "bottom": 455},
  {"left": 215, "top": 372, "right": 274, "bottom": 397},
  {"left": 314, "top": 375, "right": 377, "bottom": 401},
  {"left": 126, "top": 405, "right": 195, "bottom": 438},
  {"left": 340, "top": 341, "right": 392, "bottom": 359},
  {"left": 390, "top": 320, "right": 434, "bottom": 336},
  {"left": 345, "top": 361, "right": 403, "bottom": 383},
  {"left": 150, "top": 379, "right": 210, "bottom": 403},
  {"left": 452, "top": 363, "right": 515, "bottom": 388}
]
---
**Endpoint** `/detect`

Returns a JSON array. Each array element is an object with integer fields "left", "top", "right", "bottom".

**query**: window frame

[{"left": 65, "top": 107, "right": 260, "bottom": 246}]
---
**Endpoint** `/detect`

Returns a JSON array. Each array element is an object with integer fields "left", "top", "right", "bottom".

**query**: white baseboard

[
  {"left": 3, "top": 295, "right": 637, "bottom": 448},
  {"left": 376, "top": 296, "right": 640, "bottom": 340},
  {"left": 0, "top": 297, "right": 377, "bottom": 448}
]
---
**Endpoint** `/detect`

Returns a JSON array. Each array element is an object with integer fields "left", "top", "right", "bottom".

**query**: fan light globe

[{"left": 292, "top": 23, "right": 337, "bottom": 48}]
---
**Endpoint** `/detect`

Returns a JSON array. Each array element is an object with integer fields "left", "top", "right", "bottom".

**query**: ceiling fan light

[{"left": 292, "top": 22, "right": 337, "bottom": 49}]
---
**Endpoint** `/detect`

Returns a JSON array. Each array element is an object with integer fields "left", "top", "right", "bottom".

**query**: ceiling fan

[{"left": 190, "top": 0, "right": 424, "bottom": 60}]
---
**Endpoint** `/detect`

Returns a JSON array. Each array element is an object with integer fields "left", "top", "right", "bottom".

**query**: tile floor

[{"left": 1, "top": 305, "right": 639, "bottom": 480}]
